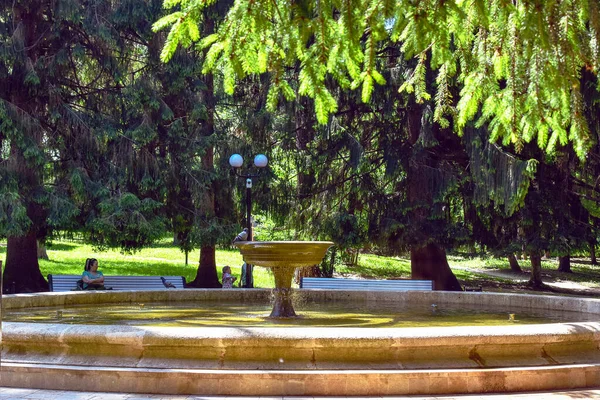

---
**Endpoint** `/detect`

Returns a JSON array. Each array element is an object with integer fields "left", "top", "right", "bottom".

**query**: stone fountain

[
  {"left": 3, "top": 290, "right": 600, "bottom": 395},
  {"left": 233, "top": 241, "right": 333, "bottom": 317},
  {"left": 4, "top": 241, "right": 600, "bottom": 395}
]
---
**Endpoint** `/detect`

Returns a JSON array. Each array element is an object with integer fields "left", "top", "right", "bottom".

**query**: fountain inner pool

[{"left": 4, "top": 300, "right": 597, "bottom": 327}]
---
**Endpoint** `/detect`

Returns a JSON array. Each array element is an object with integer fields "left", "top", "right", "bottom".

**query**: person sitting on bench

[{"left": 81, "top": 258, "right": 107, "bottom": 290}]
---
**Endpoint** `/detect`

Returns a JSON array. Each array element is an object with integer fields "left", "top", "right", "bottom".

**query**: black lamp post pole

[
  {"left": 245, "top": 182, "right": 253, "bottom": 288},
  {"left": 230, "top": 153, "right": 267, "bottom": 289},
  {"left": 246, "top": 184, "right": 252, "bottom": 240}
]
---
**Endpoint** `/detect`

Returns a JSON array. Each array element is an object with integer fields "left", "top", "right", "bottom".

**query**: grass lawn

[
  {"left": 337, "top": 252, "right": 600, "bottom": 293},
  {"left": 2, "top": 239, "right": 600, "bottom": 293},
  {"left": 446, "top": 254, "right": 600, "bottom": 287},
  {"left": 336, "top": 253, "right": 511, "bottom": 285},
  {"left": 0, "top": 239, "right": 275, "bottom": 288}
]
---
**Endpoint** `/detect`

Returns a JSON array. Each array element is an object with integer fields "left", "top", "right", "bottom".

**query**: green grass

[
  {"left": 336, "top": 253, "right": 411, "bottom": 279},
  {"left": 0, "top": 240, "right": 275, "bottom": 288},
  {"left": 3, "top": 240, "right": 600, "bottom": 290},
  {"left": 336, "top": 253, "right": 506, "bottom": 285},
  {"left": 447, "top": 254, "right": 600, "bottom": 286},
  {"left": 336, "top": 252, "right": 600, "bottom": 289}
]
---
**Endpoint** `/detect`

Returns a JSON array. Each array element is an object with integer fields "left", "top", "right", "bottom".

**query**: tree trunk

[
  {"left": 527, "top": 252, "right": 543, "bottom": 288},
  {"left": 558, "top": 254, "right": 572, "bottom": 273},
  {"left": 592, "top": 244, "right": 597, "bottom": 265},
  {"left": 187, "top": 246, "right": 221, "bottom": 288},
  {"left": 294, "top": 265, "right": 322, "bottom": 285},
  {"left": 295, "top": 98, "right": 316, "bottom": 199},
  {"left": 405, "top": 103, "right": 462, "bottom": 292},
  {"left": 3, "top": 7, "right": 47, "bottom": 294},
  {"left": 37, "top": 240, "right": 49, "bottom": 260},
  {"left": 185, "top": 17, "right": 220, "bottom": 288},
  {"left": 508, "top": 253, "right": 522, "bottom": 272},
  {"left": 1, "top": 260, "right": 3, "bottom": 310},
  {"left": 411, "top": 243, "right": 462, "bottom": 291},
  {"left": 3, "top": 231, "right": 48, "bottom": 293}
]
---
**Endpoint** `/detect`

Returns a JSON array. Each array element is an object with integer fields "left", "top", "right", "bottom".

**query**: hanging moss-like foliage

[{"left": 464, "top": 127, "right": 537, "bottom": 216}]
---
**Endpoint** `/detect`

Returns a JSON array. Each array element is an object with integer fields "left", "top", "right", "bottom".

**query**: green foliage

[
  {"left": 253, "top": 214, "right": 297, "bottom": 241},
  {"left": 0, "top": 191, "right": 30, "bottom": 237},
  {"left": 88, "top": 193, "right": 167, "bottom": 252},
  {"left": 582, "top": 198, "right": 600, "bottom": 219},
  {"left": 190, "top": 217, "right": 237, "bottom": 247},
  {"left": 46, "top": 191, "right": 80, "bottom": 229},
  {"left": 5, "top": 0, "right": 600, "bottom": 293},
  {"left": 464, "top": 128, "right": 538, "bottom": 216},
  {"left": 155, "top": 0, "right": 599, "bottom": 156},
  {"left": 322, "top": 212, "right": 367, "bottom": 248}
]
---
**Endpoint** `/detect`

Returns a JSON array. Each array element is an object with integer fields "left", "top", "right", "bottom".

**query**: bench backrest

[
  {"left": 47, "top": 274, "right": 186, "bottom": 292},
  {"left": 300, "top": 277, "right": 433, "bottom": 291}
]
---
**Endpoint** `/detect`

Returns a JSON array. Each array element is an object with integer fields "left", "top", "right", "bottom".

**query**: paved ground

[{"left": 2, "top": 388, "right": 600, "bottom": 399}]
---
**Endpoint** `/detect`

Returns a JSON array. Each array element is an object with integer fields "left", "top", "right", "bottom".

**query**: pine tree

[
  {"left": 1, "top": 0, "right": 167, "bottom": 292},
  {"left": 0, "top": 0, "right": 113, "bottom": 292},
  {"left": 156, "top": 0, "right": 599, "bottom": 157},
  {"left": 114, "top": 0, "right": 241, "bottom": 288}
]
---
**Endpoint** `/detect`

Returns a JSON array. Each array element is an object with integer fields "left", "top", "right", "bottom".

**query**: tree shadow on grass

[
  {"left": 47, "top": 243, "right": 78, "bottom": 251},
  {"left": 538, "top": 266, "right": 600, "bottom": 283},
  {"left": 146, "top": 241, "right": 182, "bottom": 249},
  {"left": 41, "top": 259, "right": 70, "bottom": 264}
]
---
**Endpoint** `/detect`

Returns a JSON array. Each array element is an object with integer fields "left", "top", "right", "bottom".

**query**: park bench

[
  {"left": 47, "top": 274, "right": 186, "bottom": 292},
  {"left": 299, "top": 277, "right": 433, "bottom": 291}
]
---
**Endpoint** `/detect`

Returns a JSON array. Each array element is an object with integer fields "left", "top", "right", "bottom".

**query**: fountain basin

[{"left": 2, "top": 289, "right": 600, "bottom": 395}]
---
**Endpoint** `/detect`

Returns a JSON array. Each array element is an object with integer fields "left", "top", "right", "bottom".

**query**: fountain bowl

[
  {"left": 234, "top": 241, "right": 334, "bottom": 317},
  {"left": 233, "top": 241, "right": 334, "bottom": 268}
]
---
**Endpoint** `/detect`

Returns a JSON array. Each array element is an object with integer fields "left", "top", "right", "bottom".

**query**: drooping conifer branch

[{"left": 156, "top": 0, "right": 600, "bottom": 157}]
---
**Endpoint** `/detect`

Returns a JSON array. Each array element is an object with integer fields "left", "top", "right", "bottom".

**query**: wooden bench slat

[
  {"left": 300, "top": 277, "right": 433, "bottom": 291},
  {"left": 48, "top": 274, "right": 186, "bottom": 292}
]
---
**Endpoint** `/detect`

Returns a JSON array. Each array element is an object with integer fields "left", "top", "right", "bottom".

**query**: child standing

[{"left": 221, "top": 266, "right": 237, "bottom": 289}]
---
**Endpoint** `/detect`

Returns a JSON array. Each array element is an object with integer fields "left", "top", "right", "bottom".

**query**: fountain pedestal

[
  {"left": 270, "top": 267, "right": 296, "bottom": 317},
  {"left": 233, "top": 241, "right": 333, "bottom": 318}
]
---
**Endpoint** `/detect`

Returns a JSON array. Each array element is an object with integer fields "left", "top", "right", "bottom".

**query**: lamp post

[{"left": 229, "top": 153, "right": 268, "bottom": 288}]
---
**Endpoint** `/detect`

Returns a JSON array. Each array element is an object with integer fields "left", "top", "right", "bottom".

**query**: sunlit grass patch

[
  {"left": 2, "top": 240, "right": 600, "bottom": 290},
  {"left": 0, "top": 240, "right": 275, "bottom": 288}
]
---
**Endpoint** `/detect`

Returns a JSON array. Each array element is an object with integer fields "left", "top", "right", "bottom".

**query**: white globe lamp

[
  {"left": 229, "top": 154, "right": 244, "bottom": 168},
  {"left": 254, "top": 154, "right": 268, "bottom": 168}
]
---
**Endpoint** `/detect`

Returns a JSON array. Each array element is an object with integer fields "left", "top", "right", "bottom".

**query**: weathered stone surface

[
  {"left": 3, "top": 362, "right": 600, "bottom": 395},
  {"left": 3, "top": 290, "right": 600, "bottom": 395}
]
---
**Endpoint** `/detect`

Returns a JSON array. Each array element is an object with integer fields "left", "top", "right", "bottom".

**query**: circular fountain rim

[
  {"left": 3, "top": 289, "right": 600, "bottom": 395},
  {"left": 233, "top": 240, "right": 335, "bottom": 244},
  {"left": 4, "top": 289, "right": 600, "bottom": 354},
  {"left": 5, "top": 289, "right": 600, "bottom": 346},
  {"left": 4, "top": 288, "right": 600, "bottom": 313}
]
